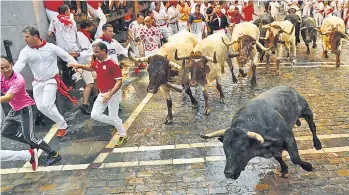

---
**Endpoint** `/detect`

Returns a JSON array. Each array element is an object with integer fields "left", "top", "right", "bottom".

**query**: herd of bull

[{"left": 127, "top": 14, "right": 348, "bottom": 180}]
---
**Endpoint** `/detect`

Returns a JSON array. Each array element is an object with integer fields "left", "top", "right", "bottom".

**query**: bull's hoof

[
  {"left": 204, "top": 108, "right": 211, "bottom": 115},
  {"left": 336, "top": 63, "right": 340, "bottom": 68},
  {"left": 239, "top": 70, "right": 247, "bottom": 78},
  {"left": 306, "top": 48, "right": 310, "bottom": 54},
  {"left": 275, "top": 169, "right": 289, "bottom": 178},
  {"left": 232, "top": 75, "right": 238, "bottom": 84},
  {"left": 275, "top": 70, "right": 281, "bottom": 76},
  {"left": 314, "top": 141, "right": 322, "bottom": 150},
  {"left": 301, "top": 162, "right": 313, "bottom": 171},
  {"left": 220, "top": 99, "right": 225, "bottom": 104},
  {"left": 192, "top": 102, "right": 199, "bottom": 109},
  {"left": 312, "top": 43, "right": 317, "bottom": 49},
  {"left": 164, "top": 118, "right": 173, "bottom": 125},
  {"left": 251, "top": 79, "right": 257, "bottom": 86}
]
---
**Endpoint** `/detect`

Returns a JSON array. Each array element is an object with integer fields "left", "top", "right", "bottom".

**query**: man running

[
  {"left": 13, "top": 26, "right": 77, "bottom": 137},
  {"left": 1, "top": 56, "right": 62, "bottom": 166},
  {"left": 70, "top": 42, "right": 128, "bottom": 147}
]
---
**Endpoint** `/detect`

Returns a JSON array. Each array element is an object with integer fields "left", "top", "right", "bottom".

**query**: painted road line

[
  {"left": 1, "top": 146, "right": 349, "bottom": 174},
  {"left": 111, "top": 133, "right": 349, "bottom": 154},
  {"left": 22, "top": 124, "right": 59, "bottom": 169},
  {"left": 92, "top": 93, "right": 154, "bottom": 164},
  {"left": 256, "top": 65, "right": 349, "bottom": 68}
]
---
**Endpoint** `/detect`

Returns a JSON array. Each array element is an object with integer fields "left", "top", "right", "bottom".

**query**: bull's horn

[
  {"left": 228, "top": 52, "right": 240, "bottom": 58},
  {"left": 270, "top": 24, "right": 282, "bottom": 29},
  {"left": 261, "top": 24, "right": 271, "bottom": 30},
  {"left": 168, "top": 61, "right": 182, "bottom": 70},
  {"left": 200, "top": 129, "right": 226, "bottom": 139},
  {"left": 205, "top": 51, "right": 217, "bottom": 63},
  {"left": 259, "top": 36, "right": 268, "bottom": 40},
  {"left": 128, "top": 48, "right": 149, "bottom": 62},
  {"left": 222, "top": 37, "right": 239, "bottom": 46},
  {"left": 166, "top": 82, "right": 184, "bottom": 93},
  {"left": 338, "top": 31, "right": 349, "bottom": 41},
  {"left": 314, "top": 28, "right": 330, "bottom": 36},
  {"left": 174, "top": 49, "right": 190, "bottom": 61},
  {"left": 297, "top": 20, "right": 302, "bottom": 24},
  {"left": 247, "top": 132, "right": 264, "bottom": 143},
  {"left": 300, "top": 27, "right": 307, "bottom": 31},
  {"left": 256, "top": 41, "right": 272, "bottom": 52}
]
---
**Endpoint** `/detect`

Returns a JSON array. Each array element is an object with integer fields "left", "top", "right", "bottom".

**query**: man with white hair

[{"left": 137, "top": 16, "right": 163, "bottom": 57}]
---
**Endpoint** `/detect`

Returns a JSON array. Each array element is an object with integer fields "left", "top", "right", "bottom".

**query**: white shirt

[
  {"left": 152, "top": 9, "right": 168, "bottom": 26},
  {"left": 330, "top": 1, "right": 338, "bottom": 12},
  {"left": 167, "top": 6, "right": 180, "bottom": 24},
  {"left": 129, "top": 21, "right": 143, "bottom": 39},
  {"left": 149, "top": 1, "right": 165, "bottom": 12},
  {"left": 13, "top": 42, "right": 77, "bottom": 81},
  {"left": 269, "top": 2, "right": 280, "bottom": 13},
  {"left": 76, "top": 31, "right": 92, "bottom": 64},
  {"left": 82, "top": 38, "right": 129, "bottom": 65},
  {"left": 48, "top": 16, "right": 78, "bottom": 52}
]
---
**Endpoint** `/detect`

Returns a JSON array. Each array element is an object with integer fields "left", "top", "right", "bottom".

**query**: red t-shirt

[
  {"left": 43, "top": 0, "right": 64, "bottom": 12},
  {"left": 91, "top": 58, "right": 122, "bottom": 93},
  {"left": 86, "top": 0, "right": 101, "bottom": 9},
  {"left": 242, "top": 5, "right": 254, "bottom": 21}
]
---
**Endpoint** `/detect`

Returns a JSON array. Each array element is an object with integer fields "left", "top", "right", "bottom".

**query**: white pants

[
  {"left": 271, "top": 11, "right": 278, "bottom": 20},
  {"left": 145, "top": 48, "right": 159, "bottom": 57},
  {"left": 178, "top": 21, "right": 188, "bottom": 31},
  {"left": 0, "top": 104, "right": 5, "bottom": 126},
  {"left": 87, "top": 4, "right": 107, "bottom": 40},
  {"left": 91, "top": 91, "right": 126, "bottom": 136},
  {"left": 303, "top": 8, "right": 311, "bottom": 18},
  {"left": 315, "top": 13, "right": 324, "bottom": 27},
  {"left": 158, "top": 26, "right": 171, "bottom": 40},
  {"left": 0, "top": 150, "right": 30, "bottom": 162},
  {"left": 33, "top": 79, "right": 68, "bottom": 129},
  {"left": 168, "top": 23, "right": 179, "bottom": 35}
]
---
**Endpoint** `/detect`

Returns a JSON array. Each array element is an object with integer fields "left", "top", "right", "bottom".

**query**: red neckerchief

[
  {"left": 100, "top": 35, "right": 113, "bottom": 43},
  {"left": 30, "top": 40, "right": 47, "bottom": 49},
  {"left": 57, "top": 14, "right": 72, "bottom": 26},
  {"left": 216, "top": 11, "right": 223, "bottom": 18},
  {"left": 80, "top": 29, "right": 91, "bottom": 41}
]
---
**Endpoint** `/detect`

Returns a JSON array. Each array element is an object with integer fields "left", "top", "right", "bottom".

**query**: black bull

[
  {"left": 127, "top": 49, "right": 199, "bottom": 124},
  {"left": 300, "top": 17, "right": 318, "bottom": 54},
  {"left": 253, "top": 14, "right": 274, "bottom": 63},
  {"left": 200, "top": 86, "right": 322, "bottom": 180}
]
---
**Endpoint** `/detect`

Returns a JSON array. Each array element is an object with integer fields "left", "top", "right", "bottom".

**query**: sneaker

[
  {"left": 80, "top": 104, "right": 91, "bottom": 115},
  {"left": 56, "top": 129, "right": 67, "bottom": 137},
  {"left": 115, "top": 136, "right": 128, "bottom": 147},
  {"left": 46, "top": 152, "right": 62, "bottom": 166},
  {"left": 29, "top": 148, "right": 38, "bottom": 171}
]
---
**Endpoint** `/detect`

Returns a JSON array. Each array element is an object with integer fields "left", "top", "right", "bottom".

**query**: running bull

[
  {"left": 128, "top": 30, "right": 199, "bottom": 124},
  {"left": 300, "top": 17, "right": 318, "bottom": 54},
  {"left": 261, "top": 21, "right": 296, "bottom": 75},
  {"left": 253, "top": 14, "right": 274, "bottom": 63},
  {"left": 175, "top": 31, "right": 238, "bottom": 115},
  {"left": 315, "top": 16, "right": 349, "bottom": 67},
  {"left": 200, "top": 86, "right": 322, "bottom": 180},
  {"left": 222, "top": 22, "right": 271, "bottom": 85}
]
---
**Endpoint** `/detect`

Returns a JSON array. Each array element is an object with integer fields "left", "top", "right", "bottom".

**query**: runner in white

[
  {"left": 0, "top": 149, "right": 38, "bottom": 171},
  {"left": 167, "top": 1, "right": 181, "bottom": 35},
  {"left": 177, "top": 0, "right": 190, "bottom": 31},
  {"left": 128, "top": 13, "right": 145, "bottom": 68},
  {"left": 269, "top": 0, "right": 281, "bottom": 19},
  {"left": 152, "top": 2, "right": 171, "bottom": 41},
  {"left": 76, "top": 20, "right": 97, "bottom": 115},
  {"left": 303, "top": 0, "right": 312, "bottom": 18},
  {"left": 48, "top": 4, "right": 78, "bottom": 52},
  {"left": 13, "top": 26, "right": 77, "bottom": 137},
  {"left": 315, "top": 0, "right": 325, "bottom": 26}
]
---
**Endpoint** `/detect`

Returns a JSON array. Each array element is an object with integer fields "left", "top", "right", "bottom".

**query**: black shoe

[
  {"left": 80, "top": 104, "right": 91, "bottom": 115},
  {"left": 46, "top": 152, "right": 62, "bottom": 166}
]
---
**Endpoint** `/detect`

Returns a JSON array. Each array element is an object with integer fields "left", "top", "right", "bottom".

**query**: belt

[
  {"left": 168, "top": 21, "right": 178, "bottom": 25},
  {"left": 158, "top": 23, "right": 167, "bottom": 27},
  {"left": 35, "top": 75, "right": 77, "bottom": 106}
]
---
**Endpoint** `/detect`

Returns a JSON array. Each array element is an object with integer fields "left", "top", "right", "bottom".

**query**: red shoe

[
  {"left": 29, "top": 148, "right": 38, "bottom": 171},
  {"left": 139, "top": 63, "right": 147, "bottom": 69},
  {"left": 56, "top": 129, "right": 67, "bottom": 137}
]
